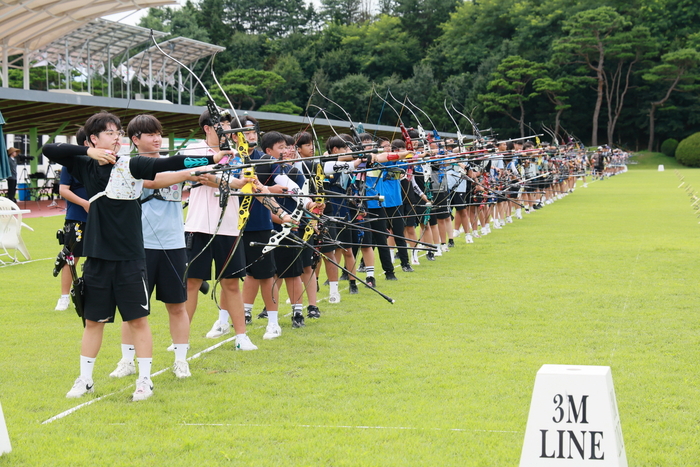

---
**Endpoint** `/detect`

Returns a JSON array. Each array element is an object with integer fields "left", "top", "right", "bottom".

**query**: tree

[
  {"left": 203, "top": 69, "right": 286, "bottom": 110},
  {"left": 478, "top": 55, "right": 546, "bottom": 137},
  {"left": 533, "top": 74, "right": 585, "bottom": 142},
  {"left": 328, "top": 73, "right": 372, "bottom": 122},
  {"left": 553, "top": 6, "right": 628, "bottom": 146},
  {"left": 321, "top": 0, "right": 364, "bottom": 25},
  {"left": 392, "top": 0, "right": 460, "bottom": 49},
  {"left": 643, "top": 48, "right": 700, "bottom": 151},
  {"left": 603, "top": 25, "right": 656, "bottom": 145},
  {"left": 222, "top": 0, "right": 318, "bottom": 36}
]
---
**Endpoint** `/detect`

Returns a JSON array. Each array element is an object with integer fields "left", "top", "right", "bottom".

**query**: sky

[{"left": 102, "top": 0, "right": 324, "bottom": 27}]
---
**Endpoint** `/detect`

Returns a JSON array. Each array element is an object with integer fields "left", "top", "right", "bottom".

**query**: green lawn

[{"left": 1, "top": 153, "right": 699, "bottom": 466}]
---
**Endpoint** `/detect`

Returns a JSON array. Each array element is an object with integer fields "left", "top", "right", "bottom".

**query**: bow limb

[
  {"left": 373, "top": 88, "right": 414, "bottom": 151},
  {"left": 313, "top": 84, "right": 363, "bottom": 146},
  {"left": 262, "top": 177, "right": 309, "bottom": 254}
]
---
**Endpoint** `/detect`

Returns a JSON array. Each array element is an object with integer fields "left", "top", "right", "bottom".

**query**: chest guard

[{"left": 89, "top": 157, "right": 144, "bottom": 203}]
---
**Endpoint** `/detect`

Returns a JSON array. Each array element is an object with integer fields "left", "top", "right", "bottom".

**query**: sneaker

[
  {"left": 349, "top": 283, "right": 359, "bottom": 294},
  {"left": 385, "top": 271, "right": 398, "bottom": 281},
  {"left": 452, "top": 229, "right": 461, "bottom": 237},
  {"left": 472, "top": 231, "right": 481, "bottom": 238},
  {"left": 205, "top": 319, "right": 230, "bottom": 338},
  {"left": 401, "top": 264, "right": 414, "bottom": 273},
  {"left": 55, "top": 296, "right": 70, "bottom": 311},
  {"left": 365, "top": 276, "right": 376, "bottom": 288},
  {"left": 245, "top": 310, "right": 252, "bottom": 324},
  {"left": 465, "top": 234, "right": 474, "bottom": 243},
  {"left": 66, "top": 376, "right": 94, "bottom": 398},
  {"left": 173, "top": 360, "right": 191, "bottom": 378},
  {"left": 258, "top": 307, "right": 268, "bottom": 319},
  {"left": 110, "top": 360, "right": 136, "bottom": 378},
  {"left": 448, "top": 239, "right": 455, "bottom": 248},
  {"left": 493, "top": 221, "right": 502, "bottom": 229},
  {"left": 411, "top": 256, "right": 420, "bottom": 266},
  {"left": 506, "top": 216, "right": 513, "bottom": 223},
  {"left": 441, "top": 244, "right": 450, "bottom": 252},
  {"left": 235, "top": 334, "right": 258, "bottom": 351},
  {"left": 339, "top": 272, "right": 349, "bottom": 281},
  {"left": 328, "top": 291, "right": 341, "bottom": 303},
  {"left": 307, "top": 305, "right": 321, "bottom": 319},
  {"left": 533, "top": 203, "right": 543, "bottom": 210},
  {"left": 515, "top": 210, "right": 523, "bottom": 219},
  {"left": 292, "top": 312, "right": 305, "bottom": 328},
  {"left": 357, "top": 261, "right": 366, "bottom": 273},
  {"left": 323, "top": 279, "right": 330, "bottom": 286},
  {"left": 166, "top": 343, "right": 175, "bottom": 352},
  {"left": 426, "top": 252, "right": 435, "bottom": 261},
  {"left": 263, "top": 323, "right": 282, "bottom": 340},
  {"left": 132, "top": 377, "right": 154, "bottom": 401},
  {"left": 434, "top": 247, "right": 443, "bottom": 257},
  {"left": 480, "top": 227, "right": 488, "bottom": 236}
]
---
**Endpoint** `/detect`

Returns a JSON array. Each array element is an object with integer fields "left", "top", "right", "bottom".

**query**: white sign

[
  {"left": 520, "top": 365, "right": 627, "bottom": 466},
  {"left": 0, "top": 402, "right": 11, "bottom": 455}
]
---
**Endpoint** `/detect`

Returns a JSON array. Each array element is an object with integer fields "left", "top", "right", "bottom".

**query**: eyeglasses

[{"left": 102, "top": 130, "right": 125, "bottom": 138}]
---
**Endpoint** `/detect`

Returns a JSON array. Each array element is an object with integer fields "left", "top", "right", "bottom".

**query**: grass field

[{"left": 1, "top": 151, "right": 699, "bottom": 466}]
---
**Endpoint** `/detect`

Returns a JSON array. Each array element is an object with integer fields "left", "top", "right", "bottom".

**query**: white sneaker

[
  {"left": 506, "top": 216, "right": 513, "bottom": 223},
  {"left": 55, "top": 296, "right": 70, "bottom": 311},
  {"left": 452, "top": 229, "right": 461, "bottom": 237},
  {"left": 472, "top": 230, "right": 481, "bottom": 238},
  {"left": 235, "top": 334, "right": 258, "bottom": 351},
  {"left": 166, "top": 343, "right": 175, "bottom": 352},
  {"left": 173, "top": 360, "right": 191, "bottom": 378},
  {"left": 132, "top": 377, "right": 154, "bottom": 401},
  {"left": 485, "top": 224, "right": 492, "bottom": 234},
  {"left": 434, "top": 247, "right": 442, "bottom": 257},
  {"left": 441, "top": 244, "right": 449, "bottom": 252},
  {"left": 66, "top": 376, "right": 94, "bottom": 398},
  {"left": 110, "top": 360, "right": 136, "bottom": 378},
  {"left": 205, "top": 319, "right": 230, "bottom": 338},
  {"left": 480, "top": 227, "right": 488, "bottom": 236},
  {"left": 263, "top": 323, "right": 282, "bottom": 340},
  {"left": 328, "top": 292, "right": 341, "bottom": 304},
  {"left": 465, "top": 234, "right": 474, "bottom": 243},
  {"left": 515, "top": 209, "right": 523, "bottom": 219},
  {"left": 411, "top": 256, "right": 420, "bottom": 265},
  {"left": 493, "top": 221, "right": 502, "bottom": 229},
  {"left": 583, "top": 183, "right": 588, "bottom": 188}
]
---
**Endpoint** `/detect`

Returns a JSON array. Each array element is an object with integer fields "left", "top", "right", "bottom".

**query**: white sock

[
  {"left": 136, "top": 358, "right": 152, "bottom": 380},
  {"left": 292, "top": 304, "right": 303, "bottom": 315},
  {"left": 365, "top": 266, "right": 375, "bottom": 280},
  {"left": 80, "top": 355, "right": 95, "bottom": 381},
  {"left": 267, "top": 310, "right": 279, "bottom": 326},
  {"left": 218, "top": 308, "right": 229, "bottom": 325},
  {"left": 172, "top": 344, "right": 188, "bottom": 362},
  {"left": 121, "top": 344, "right": 135, "bottom": 362},
  {"left": 235, "top": 333, "right": 246, "bottom": 340},
  {"left": 244, "top": 303, "right": 254, "bottom": 315},
  {"left": 329, "top": 281, "right": 339, "bottom": 295},
  {"left": 61, "top": 294, "right": 70, "bottom": 299}
]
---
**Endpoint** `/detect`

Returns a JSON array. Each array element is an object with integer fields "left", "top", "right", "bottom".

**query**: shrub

[
  {"left": 660, "top": 138, "right": 679, "bottom": 157},
  {"left": 675, "top": 133, "right": 700, "bottom": 167}
]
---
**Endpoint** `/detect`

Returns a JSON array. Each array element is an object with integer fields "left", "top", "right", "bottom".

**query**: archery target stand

[
  {"left": 0, "top": 402, "right": 10, "bottom": 455},
  {"left": 519, "top": 365, "right": 627, "bottom": 466},
  {"left": 658, "top": 165, "right": 665, "bottom": 171}
]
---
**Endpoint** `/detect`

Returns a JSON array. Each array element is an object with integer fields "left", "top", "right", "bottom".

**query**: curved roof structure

[{"left": 0, "top": 0, "right": 175, "bottom": 53}]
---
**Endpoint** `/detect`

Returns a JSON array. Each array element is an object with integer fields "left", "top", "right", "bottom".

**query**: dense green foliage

[
  {"left": 10, "top": 0, "right": 700, "bottom": 148},
  {"left": 660, "top": 138, "right": 679, "bottom": 157},
  {"left": 675, "top": 132, "right": 700, "bottom": 166}
]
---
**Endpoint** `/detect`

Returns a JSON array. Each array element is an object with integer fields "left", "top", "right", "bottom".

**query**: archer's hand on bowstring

[
  {"left": 213, "top": 149, "right": 235, "bottom": 164},
  {"left": 87, "top": 147, "right": 117, "bottom": 165}
]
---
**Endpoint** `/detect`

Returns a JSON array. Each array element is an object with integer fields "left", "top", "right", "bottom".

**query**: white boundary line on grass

[
  {"left": 41, "top": 335, "right": 239, "bottom": 424},
  {"left": 181, "top": 422, "right": 520, "bottom": 433},
  {"left": 0, "top": 256, "right": 53, "bottom": 268}
]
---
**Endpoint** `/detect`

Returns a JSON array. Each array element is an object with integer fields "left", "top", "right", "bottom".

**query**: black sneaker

[
  {"left": 385, "top": 271, "right": 398, "bottom": 281},
  {"left": 426, "top": 252, "right": 435, "bottom": 261},
  {"left": 448, "top": 239, "right": 455, "bottom": 248},
  {"left": 401, "top": 264, "right": 414, "bottom": 273},
  {"left": 244, "top": 310, "right": 252, "bottom": 324},
  {"left": 533, "top": 203, "right": 543, "bottom": 210},
  {"left": 357, "top": 260, "right": 366, "bottom": 273},
  {"left": 339, "top": 272, "right": 349, "bottom": 281},
  {"left": 257, "top": 307, "right": 268, "bottom": 319},
  {"left": 349, "top": 283, "right": 359, "bottom": 294},
  {"left": 307, "top": 305, "right": 321, "bottom": 319},
  {"left": 365, "top": 276, "right": 376, "bottom": 288},
  {"left": 292, "top": 312, "right": 305, "bottom": 328}
]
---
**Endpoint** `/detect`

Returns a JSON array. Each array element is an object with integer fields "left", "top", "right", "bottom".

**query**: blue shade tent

[{"left": 0, "top": 111, "right": 10, "bottom": 180}]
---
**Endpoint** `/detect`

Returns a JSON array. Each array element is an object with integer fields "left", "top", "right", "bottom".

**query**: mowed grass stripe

[{"left": 1, "top": 155, "right": 699, "bottom": 466}]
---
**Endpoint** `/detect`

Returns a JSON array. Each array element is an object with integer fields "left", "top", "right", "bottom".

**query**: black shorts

[
  {"left": 273, "top": 236, "right": 304, "bottom": 279},
  {"left": 432, "top": 191, "right": 451, "bottom": 220},
  {"left": 185, "top": 232, "right": 246, "bottom": 281},
  {"left": 82, "top": 257, "right": 150, "bottom": 323},
  {"left": 450, "top": 192, "right": 466, "bottom": 211},
  {"left": 301, "top": 246, "right": 314, "bottom": 269},
  {"left": 243, "top": 230, "right": 276, "bottom": 279},
  {"left": 145, "top": 248, "right": 187, "bottom": 304}
]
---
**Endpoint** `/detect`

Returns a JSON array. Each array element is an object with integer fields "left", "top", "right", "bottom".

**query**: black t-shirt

[{"left": 43, "top": 143, "right": 213, "bottom": 261}]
